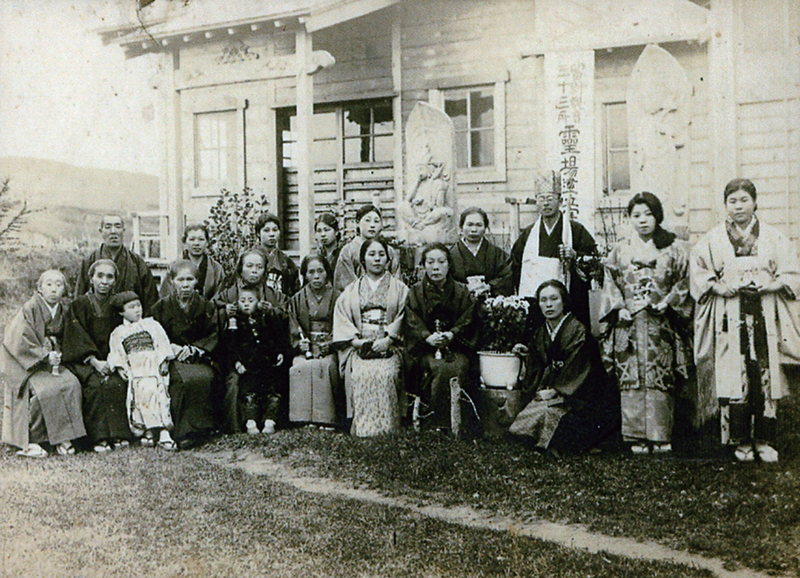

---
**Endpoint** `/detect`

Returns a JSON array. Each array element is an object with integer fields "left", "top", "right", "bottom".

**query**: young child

[
  {"left": 222, "top": 287, "right": 287, "bottom": 435},
  {"left": 107, "top": 291, "right": 177, "bottom": 450}
]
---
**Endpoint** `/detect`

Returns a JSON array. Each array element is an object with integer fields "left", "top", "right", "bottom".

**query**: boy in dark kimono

[{"left": 221, "top": 288, "right": 288, "bottom": 434}]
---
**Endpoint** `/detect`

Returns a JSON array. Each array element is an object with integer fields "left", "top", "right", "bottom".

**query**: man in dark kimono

[
  {"left": 510, "top": 175, "right": 597, "bottom": 329},
  {"left": 75, "top": 214, "right": 159, "bottom": 312}
]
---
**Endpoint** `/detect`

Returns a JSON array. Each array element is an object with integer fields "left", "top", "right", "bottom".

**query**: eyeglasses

[{"left": 536, "top": 195, "right": 559, "bottom": 202}]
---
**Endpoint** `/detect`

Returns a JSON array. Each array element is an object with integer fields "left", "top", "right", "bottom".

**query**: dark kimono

[
  {"left": 62, "top": 292, "right": 132, "bottom": 443},
  {"left": 220, "top": 307, "right": 288, "bottom": 430},
  {"left": 151, "top": 293, "right": 222, "bottom": 441},
  {"left": 509, "top": 314, "right": 618, "bottom": 453},
  {"left": 159, "top": 252, "right": 226, "bottom": 301},
  {"left": 318, "top": 243, "right": 342, "bottom": 275},
  {"left": 404, "top": 276, "right": 476, "bottom": 429},
  {"left": 449, "top": 239, "right": 514, "bottom": 297},
  {"left": 2, "top": 295, "right": 85, "bottom": 449},
  {"left": 75, "top": 244, "right": 159, "bottom": 312},
  {"left": 264, "top": 247, "right": 300, "bottom": 299},
  {"left": 288, "top": 285, "right": 342, "bottom": 425},
  {"left": 510, "top": 216, "right": 598, "bottom": 329}
]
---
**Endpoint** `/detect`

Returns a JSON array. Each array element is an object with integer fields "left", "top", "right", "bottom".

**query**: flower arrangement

[{"left": 477, "top": 295, "right": 530, "bottom": 353}]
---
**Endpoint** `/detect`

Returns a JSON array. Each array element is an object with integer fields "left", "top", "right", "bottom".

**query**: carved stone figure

[
  {"left": 627, "top": 44, "right": 692, "bottom": 238},
  {"left": 398, "top": 102, "right": 458, "bottom": 245}
]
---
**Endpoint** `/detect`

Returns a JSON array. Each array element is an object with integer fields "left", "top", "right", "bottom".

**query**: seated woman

[
  {"left": 288, "top": 254, "right": 342, "bottom": 427},
  {"left": 509, "top": 280, "right": 618, "bottom": 455},
  {"left": 151, "top": 260, "right": 223, "bottom": 449},
  {"left": 63, "top": 259, "right": 133, "bottom": 452},
  {"left": 449, "top": 207, "right": 514, "bottom": 297},
  {"left": 404, "top": 243, "right": 476, "bottom": 431},
  {"left": 333, "top": 237, "right": 409, "bottom": 437},
  {"left": 159, "top": 223, "right": 225, "bottom": 300},
  {"left": 2, "top": 269, "right": 86, "bottom": 457}
]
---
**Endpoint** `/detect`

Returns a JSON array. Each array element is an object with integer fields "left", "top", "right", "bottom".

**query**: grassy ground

[
  {"left": 204, "top": 427, "right": 800, "bottom": 576},
  {"left": 0, "top": 445, "right": 713, "bottom": 578}
]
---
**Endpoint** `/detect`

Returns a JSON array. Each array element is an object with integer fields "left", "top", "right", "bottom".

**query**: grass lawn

[
  {"left": 205, "top": 427, "right": 800, "bottom": 576},
  {"left": 0, "top": 445, "right": 713, "bottom": 578}
]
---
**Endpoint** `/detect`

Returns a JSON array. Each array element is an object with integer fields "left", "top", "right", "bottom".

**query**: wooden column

[
  {"left": 391, "top": 6, "right": 404, "bottom": 207},
  {"left": 296, "top": 27, "right": 315, "bottom": 256},
  {"left": 709, "top": 0, "right": 738, "bottom": 220},
  {"left": 163, "top": 50, "right": 182, "bottom": 260}
]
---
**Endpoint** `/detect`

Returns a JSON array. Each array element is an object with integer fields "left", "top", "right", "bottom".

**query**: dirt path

[{"left": 198, "top": 449, "right": 774, "bottom": 578}]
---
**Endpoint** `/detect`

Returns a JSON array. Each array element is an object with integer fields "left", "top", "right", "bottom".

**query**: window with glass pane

[
  {"left": 603, "top": 102, "right": 630, "bottom": 193},
  {"left": 194, "top": 110, "right": 237, "bottom": 186},
  {"left": 443, "top": 86, "right": 495, "bottom": 169},
  {"left": 342, "top": 101, "right": 394, "bottom": 164}
]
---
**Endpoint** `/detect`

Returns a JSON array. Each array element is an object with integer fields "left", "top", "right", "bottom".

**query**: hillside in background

[{"left": 0, "top": 157, "right": 159, "bottom": 247}]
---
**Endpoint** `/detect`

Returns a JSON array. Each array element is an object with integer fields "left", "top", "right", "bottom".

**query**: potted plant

[{"left": 476, "top": 295, "right": 530, "bottom": 389}]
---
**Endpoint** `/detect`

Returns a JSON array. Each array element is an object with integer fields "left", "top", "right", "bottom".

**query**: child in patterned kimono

[
  {"left": 221, "top": 287, "right": 286, "bottom": 435},
  {"left": 107, "top": 291, "right": 177, "bottom": 450}
]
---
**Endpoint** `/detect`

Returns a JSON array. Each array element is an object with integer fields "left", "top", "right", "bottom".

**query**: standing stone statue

[
  {"left": 627, "top": 44, "right": 692, "bottom": 238},
  {"left": 398, "top": 102, "right": 458, "bottom": 245}
]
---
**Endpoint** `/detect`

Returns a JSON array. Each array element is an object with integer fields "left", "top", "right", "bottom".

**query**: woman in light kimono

[
  {"left": 599, "top": 192, "right": 692, "bottom": 454},
  {"left": 108, "top": 291, "right": 176, "bottom": 450},
  {"left": 509, "top": 280, "right": 618, "bottom": 455},
  {"left": 2, "top": 269, "right": 85, "bottom": 457},
  {"left": 288, "top": 254, "right": 342, "bottom": 427},
  {"left": 333, "top": 204, "right": 400, "bottom": 292},
  {"left": 691, "top": 178, "right": 800, "bottom": 462},
  {"left": 449, "top": 207, "right": 514, "bottom": 297},
  {"left": 333, "top": 237, "right": 409, "bottom": 436},
  {"left": 404, "top": 243, "right": 476, "bottom": 430},
  {"left": 159, "top": 223, "right": 226, "bottom": 300}
]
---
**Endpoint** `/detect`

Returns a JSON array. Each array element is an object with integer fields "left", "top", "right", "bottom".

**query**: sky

[{"left": 0, "top": 0, "right": 161, "bottom": 176}]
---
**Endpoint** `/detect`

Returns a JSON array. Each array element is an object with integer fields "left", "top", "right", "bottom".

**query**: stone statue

[
  {"left": 627, "top": 44, "right": 692, "bottom": 238},
  {"left": 398, "top": 102, "right": 458, "bottom": 245}
]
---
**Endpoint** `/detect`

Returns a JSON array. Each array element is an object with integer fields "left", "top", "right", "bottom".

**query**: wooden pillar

[
  {"left": 391, "top": 6, "right": 404, "bottom": 206},
  {"left": 163, "top": 50, "right": 182, "bottom": 260},
  {"left": 296, "top": 27, "right": 314, "bottom": 256},
  {"left": 709, "top": 0, "right": 738, "bottom": 220}
]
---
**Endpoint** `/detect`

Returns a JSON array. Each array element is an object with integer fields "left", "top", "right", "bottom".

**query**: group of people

[{"left": 3, "top": 177, "right": 799, "bottom": 463}]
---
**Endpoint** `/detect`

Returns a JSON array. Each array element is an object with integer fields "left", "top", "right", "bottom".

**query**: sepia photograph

[{"left": 1, "top": 0, "right": 799, "bottom": 576}]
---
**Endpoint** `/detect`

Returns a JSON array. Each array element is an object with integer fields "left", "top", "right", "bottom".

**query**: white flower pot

[{"left": 478, "top": 351, "right": 522, "bottom": 390}]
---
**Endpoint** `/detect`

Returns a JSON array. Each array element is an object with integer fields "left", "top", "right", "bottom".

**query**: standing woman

[
  {"left": 509, "top": 280, "right": 618, "bottom": 454},
  {"left": 2, "top": 269, "right": 85, "bottom": 457},
  {"left": 333, "top": 204, "right": 400, "bottom": 292},
  {"left": 691, "top": 178, "right": 800, "bottom": 462},
  {"left": 449, "top": 207, "right": 514, "bottom": 297},
  {"left": 599, "top": 192, "right": 692, "bottom": 454},
  {"left": 333, "top": 238, "right": 409, "bottom": 436},
  {"left": 160, "top": 224, "right": 225, "bottom": 300},
  {"left": 404, "top": 243, "right": 476, "bottom": 430},
  {"left": 288, "top": 254, "right": 342, "bottom": 426},
  {"left": 151, "top": 260, "right": 224, "bottom": 449},
  {"left": 63, "top": 259, "right": 133, "bottom": 452},
  {"left": 315, "top": 214, "right": 342, "bottom": 273},
  {"left": 256, "top": 213, "right": 300, "bottom": 299}
]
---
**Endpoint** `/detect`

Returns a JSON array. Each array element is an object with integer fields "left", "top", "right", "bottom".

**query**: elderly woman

[
  {"left": 404, "top": 243, "right": 476, "bottom": 430},
  {"left": 256, "top": 213, "right": 300, "bottom": 299},
  {"left": 63, "top": 259, "right": 133, "bottom": 452},
  {"left": 333, "top": 204, "right": 400, "bottom": 292},
  {"left": 333, "top": 237, "right": 409, "bottom": 436},
  {"left": 691, "top": 178, "right": 800, "bottom": 462},
  {"left": 599, "top": 192, "right": 692, "bottom": 454},
  {"left": 2, "top": 269, "right": 86, "bottom": 457},
  {"left": 151, "top": 260, "right": 224, "bottom": 449},
  {"left": 315, "top": 213, "right": 342, "bottom": 273},
  {"left": 288, "top": 254, "right": 342, "bottom": 426},
  {"left": 509, "top": 280, "right": 618, "bottom": 455},
  {"left": 449, "top": 207, "right": 513, "bottom": 297},
  {"left": 159, "top": 223, "right": 225, "bottom": 300}
]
